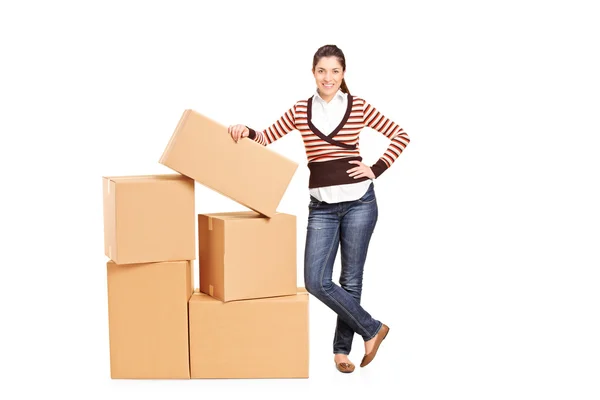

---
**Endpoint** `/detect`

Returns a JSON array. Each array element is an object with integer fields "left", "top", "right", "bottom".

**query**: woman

[{"left": 228, "top": 44, "right": 410, "bottom": 373}]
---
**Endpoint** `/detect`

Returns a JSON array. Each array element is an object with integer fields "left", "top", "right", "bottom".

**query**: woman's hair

[{"left": 312, "top": 44, "right": 350, "bottom": 94}]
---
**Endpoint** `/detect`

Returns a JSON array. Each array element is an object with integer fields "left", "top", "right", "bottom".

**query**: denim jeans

[{"left": 304, "top": 182, "right": 382, "bottom": 355}]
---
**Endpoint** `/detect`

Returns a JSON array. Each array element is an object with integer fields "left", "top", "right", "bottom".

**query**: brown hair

[{"left": 312, "top": 44, "right": 350, "bottom": 94}]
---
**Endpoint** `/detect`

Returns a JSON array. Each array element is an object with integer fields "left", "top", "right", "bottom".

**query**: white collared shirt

[
  {"left": 309, "top": 89, "right": 373, "bottom": 203},
  {"left": 310, "top": 89, "right": 348, "bottom": 135}
]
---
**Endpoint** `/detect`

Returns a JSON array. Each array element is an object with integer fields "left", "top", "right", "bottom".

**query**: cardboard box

[
  {"left": 106, "top": 260, "right": 193, "bottom": 379},
  {"left": 103, "top": 174, "right": 195, "bottom": 264},
  {"left": 198, "top": 211, "right": 297, "bottom": 302},
  {"left": 189, "top": 288, "right": 309, "bottom": 379},
  {"left": 159, "top": 109, "right": 298, "bottom": 217}
]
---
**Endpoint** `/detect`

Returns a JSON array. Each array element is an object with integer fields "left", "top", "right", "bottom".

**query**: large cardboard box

[
  {"left": 103, "top": 174, "right": 195, "bottom": 264},
  {"left": 189, "top": 288, "right": 309, "bottom": 379},
  {"left": 198, "top": 211, "right": 297, "bottom": 302},
  {"left": 106, "top": 260, "right": 193, "bottom": 379},
  {"left": 159, "top": 109, "right": 298, "bottom": 217}
]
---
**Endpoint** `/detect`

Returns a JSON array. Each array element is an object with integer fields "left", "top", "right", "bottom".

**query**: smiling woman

[
  {"left": 312, "top": 47, "right": 349, "bottom": 101},
  {"left": 227, "top": 44, "right": 410, "bottom": 374}
]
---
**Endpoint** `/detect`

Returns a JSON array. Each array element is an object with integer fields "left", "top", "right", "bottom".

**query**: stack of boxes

[
  {"left": 103, "top": 110, "right": 309, "bottom": 379},
  {"left": 103, "top": 174, "right": 195, "bottom": 379}
]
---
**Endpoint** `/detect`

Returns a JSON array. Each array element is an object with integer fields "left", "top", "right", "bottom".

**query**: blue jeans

[{"left": 304, "top": 182, "right": 382, "bottom": 355}]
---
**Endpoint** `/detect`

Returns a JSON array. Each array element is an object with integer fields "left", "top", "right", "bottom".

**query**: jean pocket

[{"left": 357, "top": 185, "right": 376, "bottom": 204}]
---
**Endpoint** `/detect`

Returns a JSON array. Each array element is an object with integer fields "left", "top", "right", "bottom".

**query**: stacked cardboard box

[
  {"left": 102, "top": 174, "right": 195, "bottom": 379},
  {"left": 103, "top": 109, "right": 309, "bottom": 379}
]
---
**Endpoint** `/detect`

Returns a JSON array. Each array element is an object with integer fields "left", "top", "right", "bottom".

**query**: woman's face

[{"left": 313, "top": 56, "right": 345, "bottom": 101}]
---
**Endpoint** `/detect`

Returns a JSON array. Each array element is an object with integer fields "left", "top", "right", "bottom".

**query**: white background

[{"left": 1, "top": 0, "right": 599, "bottom": 399}]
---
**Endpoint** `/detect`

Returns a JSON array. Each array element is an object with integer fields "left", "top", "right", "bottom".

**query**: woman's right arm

[{"left": 228, "top": 105, "right": 297, "bottom": 146}]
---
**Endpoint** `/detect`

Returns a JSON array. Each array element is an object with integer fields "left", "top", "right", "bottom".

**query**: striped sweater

[{"left": 248, "top": 95, "right": 410, "bottom": 188}]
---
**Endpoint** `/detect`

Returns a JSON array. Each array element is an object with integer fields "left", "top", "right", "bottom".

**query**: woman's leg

[
  {"left": 333, "top": 183, "right": 379, "bottom": 355},
  {"left": 304, "top": 190, "right": 382, "bottom": 352}
]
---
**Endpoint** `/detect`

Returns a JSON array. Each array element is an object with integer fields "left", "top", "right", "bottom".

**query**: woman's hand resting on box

[{"left": 228, "top": 125, "right": 249, "bottom": 143}]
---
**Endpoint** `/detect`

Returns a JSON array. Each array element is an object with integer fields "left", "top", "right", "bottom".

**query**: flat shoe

[
  {"left": 335, "top": 361, "right": 355, "bottom": 373},
  {"left": 360, "top": 324, "right": 390, "bottom": 367}
]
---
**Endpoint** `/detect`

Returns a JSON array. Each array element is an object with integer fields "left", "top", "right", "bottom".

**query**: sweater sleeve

[
  {"left": 246, "top": 105, "right": 297, "bottom": 146},
  {"left": 363, "top": 100, "right": 410, "bottom": 178}
]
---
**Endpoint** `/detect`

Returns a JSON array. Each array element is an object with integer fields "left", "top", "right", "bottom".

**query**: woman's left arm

[{"left": 363, "top": 100, "right": 411, "bottom": 178}]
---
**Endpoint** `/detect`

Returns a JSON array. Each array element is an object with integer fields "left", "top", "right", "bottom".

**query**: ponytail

[{"left": 340, "top": 78, "right": 350, "bottom": 94}]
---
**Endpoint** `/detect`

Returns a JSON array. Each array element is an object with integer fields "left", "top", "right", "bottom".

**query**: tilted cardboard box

[
  {"left": 189, "top": 288, "right": 309, "bottom": 379},
  {"left": 102, "top": 174, "right": 195, "bottom": 264},
  {"left": 198, "top": 211, "right": 297, "bottom": 302},
  {"left": 159, "top": 109, "right": 298, "bottom": 217},
  {"left": 106, "top": 260, "right": 193, "bottom": 379}
]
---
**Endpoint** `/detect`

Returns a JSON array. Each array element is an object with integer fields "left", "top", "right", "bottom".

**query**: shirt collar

[{"left": 314, "top": 89, "right": 346, "bottom": 105}]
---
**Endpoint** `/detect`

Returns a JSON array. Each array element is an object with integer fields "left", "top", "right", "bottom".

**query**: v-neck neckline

[
  {"left": 306, "top": 95, "right": 356, "bottom": 150},
  {"left": 307, "top": 94, "right": 353, "bottom": 139}
]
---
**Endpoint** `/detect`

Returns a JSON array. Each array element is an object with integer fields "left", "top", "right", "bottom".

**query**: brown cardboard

[
  {"left": 198, "top": 211, "right": 297, "bottom": 302},
  {"left": 159, "top": 109, "right": 298, "bottom": 217},
  {"left": 106, "top": 260, "right": 194, "bottom": 379},
  {"left": 189, "top": 288, "right": 309, "bottom": 379},
  {"left": 102, "top": 174, "right": 195, "bottom": 264}
]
